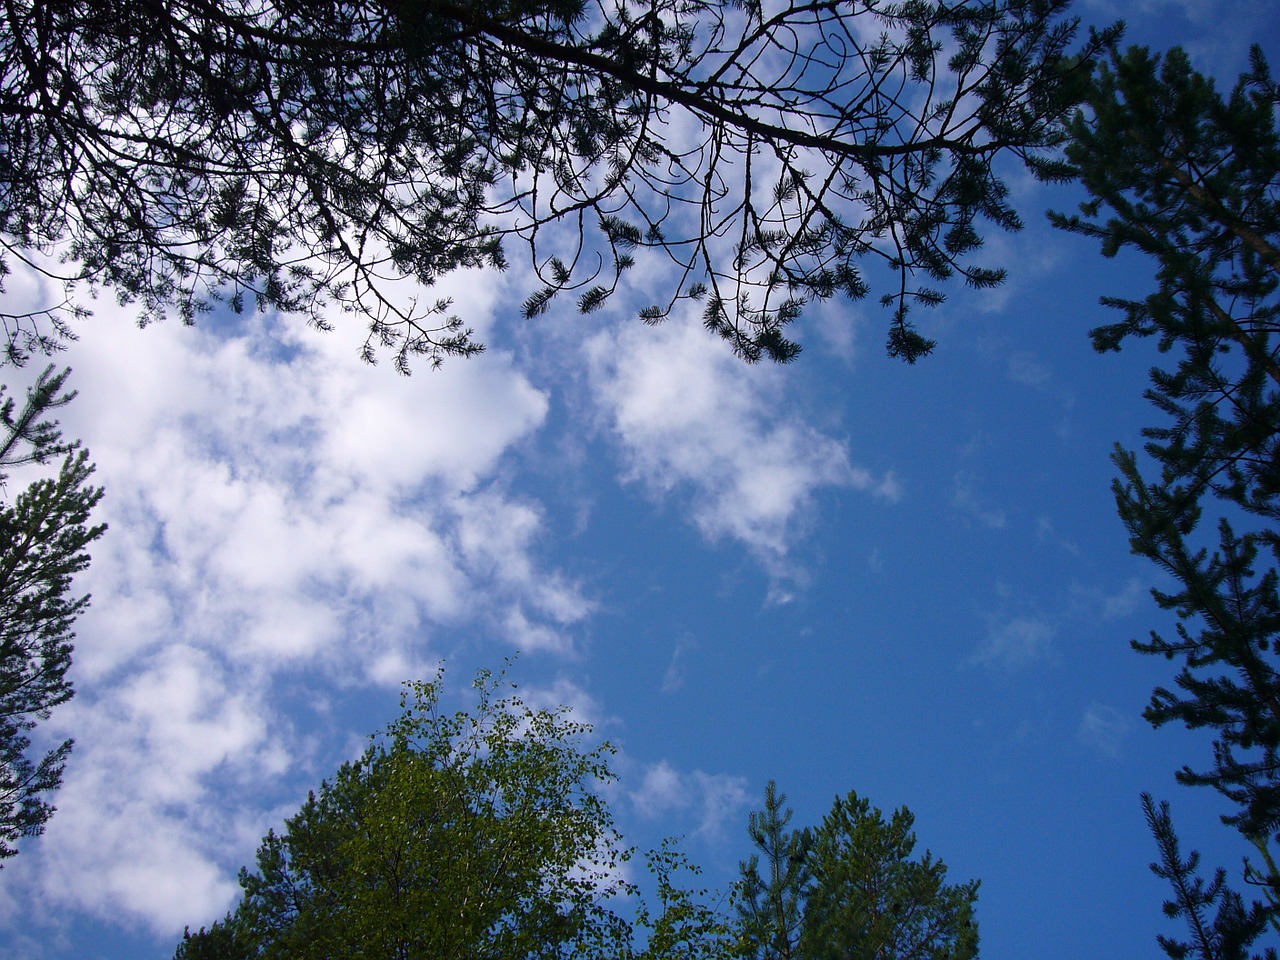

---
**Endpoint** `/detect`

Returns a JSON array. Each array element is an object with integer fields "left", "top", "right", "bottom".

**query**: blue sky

[{"left": 2, "top": 1, "right": 1279, "bottom": 958}]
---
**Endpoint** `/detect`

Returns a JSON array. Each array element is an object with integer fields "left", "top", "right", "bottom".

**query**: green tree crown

[
  {"left": 0, "top": 365, "right": 105, "bottom": 864},
  {"left": 176, "top": 666, "right": 742, "bottom": 960},
  {"left": 737, "top": 781, "right": 978, "bottom": 960},
  {"left": 1053, "top": 39, "right": 1280, "bottom": 957}
]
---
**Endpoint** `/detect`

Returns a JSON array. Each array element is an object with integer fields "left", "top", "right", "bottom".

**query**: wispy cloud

[
  {"left": 5, "top": 303, "right": 592, "bottom": 936},
  {"left": 953, "top": 471, "right": 1007, "bottom": 530},
  {"left": 1100, "top": 578, "right": 1148, "bottom": 620},
  {"left": 1035, "top": 515, "right": 1081, "bottom": 556},
  {"left": 974, "top": 615, "right": 1057, "bottom": 669},
  {"left": 585, "top": 315, "right": 896, "bottom": 591},
  {"left": 662, "top": 633, "right": 698, "bottom": 693},
  {"left": 627, "top": 760, "right": 750, "bottom": 839},
  {"left": 1067, "top": 577, "right": 1149, "bottom": 623},
  {"left": 1078, "top": 703, "right": 1132, "bottom": 759},
  {"left": 1007, "top": 350, "right": 1052, "bottom": 389}
]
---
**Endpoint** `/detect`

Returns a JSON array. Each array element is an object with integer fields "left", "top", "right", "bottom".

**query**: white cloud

[
  {"left": 806, "top": 301, "right": 863, "bottom": 365},
  {"left": 662, "top": 634, "right": 697, "bottom": 693},
  {"left": 688, "top": 770, "right": 751, "bottom": 838},
  {"left": 585, "top": 314, "right": 895, "bottom": 586},
  {"left": 2, "top": 295, "right": 593, "bottom": 937},
  {"left": 975, "top": 616, "right": 1057, "bottom": 668},
  {"left": 1078, "top": 703, "right": 1131, "bottom": 759},
  {"left": 632, "top": 760, "right": 686, "bottom": 818},
  {"left": 26, "top": 645, "right": 276, "bottom": 932},
  {"left": 518, "top": 676, "right": 605, "bottom": 729},
  {"left": 627, "top": 759, "right": 749, "bottom": 840},
  {"left": 503, "top": 606, "right": 574, "bottom": 655}
]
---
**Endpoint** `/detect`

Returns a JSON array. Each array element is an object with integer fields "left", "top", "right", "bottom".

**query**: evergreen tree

[
  {"left": 1142, "top": 793, "right": 1275, "bottom": 960},
  {"left": 737, "top": 783, "right": 978, "bottom": 960},
  {"left": 2, "top": 0, "right": 1116, "bottom": 370},
  {"left": 1052, "top": 40, "right": 1280, "bottom": 953},
  {"left": 802, "top": 792, "right": 978, "bottom": 960},
  {"left": 738, "top": 781, "right": 810, "bottom": 960},
  {"left": 0, "top": 366, "right": 105, "bottom": 863}
]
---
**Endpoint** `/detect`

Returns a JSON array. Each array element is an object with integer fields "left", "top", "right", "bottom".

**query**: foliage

[
  {"left": 737, "top": 780, "right": 810, "bottom": 960},
  {"left": 0, "top": 365, "right": 105, "bottom": 863},
  {"left": 175, "top": 666, "right": 740, "bottom": 960},
  {"left": 1142, "top": 793, "right": 1275, "bottom": 960},
  {"left": 2, "top": 0, "right": 1116, "bottom": 370},
  {"left": 627, "top": 843, "right": 743, "bottom": 960},
  {"left": 737, "top": 781, "right": 978, "bottom": 960},
  {"left": 1052, "top": 40, "right": 1280, "bottom": 953},
  {"left": 176, "top": 668, "right": 629, "bottom": 959}
]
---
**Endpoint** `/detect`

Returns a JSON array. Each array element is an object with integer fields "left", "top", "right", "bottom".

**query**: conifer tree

[
  {"left": 1, "top": 0, "right": 1115, "bottom": 370},
  {"left": 738, "top": 781, "right": 811, "bottom": 960},
  {"left": 0, "top": 366, "right": 105, "bottom": 863},
  {"left": 1141, "top": 793, "right": 1275, "bottom": 960},
  {"left": 1052, "top": 40, "right": 1280, "bottom": 955},
  {"left": 737, "top": 782, "right": 978, "bottom": 960}
]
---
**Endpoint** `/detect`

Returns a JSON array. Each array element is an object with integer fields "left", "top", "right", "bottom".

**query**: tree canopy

[
  {"left": 175, "top": 668, "right": 631, "bottom": 960},
  {"left": 737, "top": 781, "right": 978, "bottom": 960},
  {"left": 0, "top": 366, "right": 105, "bottom": 864},
  {"left": 1054, "top": 40, "right": 1280, "bottom": 959},
  {"left": 2, "top": 0, "right": 1114, "bottom": 371},
  {"left": 175, "top": 675, "right": 985, "bottom": 960}
]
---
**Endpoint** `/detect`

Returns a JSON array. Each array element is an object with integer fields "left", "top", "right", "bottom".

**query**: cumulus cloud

[
  {"left": 585, "top": 315, "right": 896, "bottom": 588},
  {"left": 3, "top": 299, "right": 591, "bottom": 937},
  {"left": 17, "top": 645, "right": 279, "bottom": 933},
  {"left": 60, "top": 315, "right": 567, "bottom": 678},
  {"left": 627, "top": 760, "right": 750, "bottom": 839}
]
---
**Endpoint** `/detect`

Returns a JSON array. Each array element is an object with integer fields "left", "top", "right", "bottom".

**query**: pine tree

[
  {"left": 1, "top": 0, "right": 1116, "bottom": 370},
  {"left": 737, "top": 781, "right": 811, "bottom": 960},
  {"left": 736, "top": 783, "right": 978, "bottom": 960},
  {"left": 0, "top": 366, "right": 105, "bottom": 863},
  {"left": 801, "top": 792, "right": 978, "bottom": 960},
  {"left": 1051, "top": 39, "right": 1280, "bottom": 950},
  {"left": 1142, "top": 793, "right": 1275, "bottom": 960}
]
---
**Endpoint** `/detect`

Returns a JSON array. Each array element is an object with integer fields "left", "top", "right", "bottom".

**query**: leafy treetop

[{"left": 174, "top": 666, "right": 738, "bottom": 960}]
